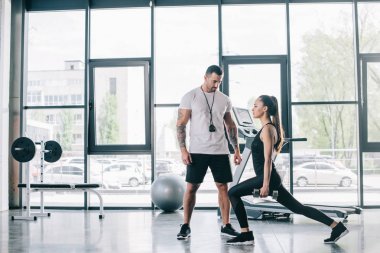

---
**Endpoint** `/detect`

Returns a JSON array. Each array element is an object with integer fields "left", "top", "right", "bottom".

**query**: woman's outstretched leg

[
  {"left": 276, "top": 184, "right": 349, "bottom": 243},
  {"left": 276, "top": 184, "right": 333, "bottom": 225}
]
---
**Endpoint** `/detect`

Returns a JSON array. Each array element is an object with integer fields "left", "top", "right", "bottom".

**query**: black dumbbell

[{"left": 252, "top": 189, "right": 278, "bottom": 200}]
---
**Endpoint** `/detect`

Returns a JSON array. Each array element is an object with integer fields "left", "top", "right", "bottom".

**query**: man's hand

[
  {"left": 233, "top": 150, "right": 242, "bottom": 165},
  {"left": 181, "top": 149, "right": 192, "bottom": 165}
]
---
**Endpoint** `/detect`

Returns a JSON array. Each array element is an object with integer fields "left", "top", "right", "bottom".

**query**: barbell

[{"left": 11, "top": 137, "right": 62, "bottom": 163}]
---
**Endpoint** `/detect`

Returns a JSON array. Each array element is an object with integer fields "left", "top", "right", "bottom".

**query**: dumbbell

[
  {"left": 252, "top": 189, "right": 278, "bottom": 200},
  {"left": 11, "top": 137, "right": 62, "bottom": 163}
]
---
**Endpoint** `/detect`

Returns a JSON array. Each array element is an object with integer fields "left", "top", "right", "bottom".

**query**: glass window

[
  {"left": 273, "top": 153, "right": 290, "bottom": 188},
  {"left": 227, "top": 63, "right": 282, "bottom": 128},
  {"left": 27, "top": 91, "right": 42, "bottom": 105},
  {"left": 222, "top": 4, "right": 286, "bottom": 55},
  {"left": 155, "top": 6, "right": 218, "bottom": 104},
  {"left": 292, "top": 104, "right": 358, "bottom": 205},
  {"left": 93, "top": 65, "right": 146, "bottom": 145},
  {"left": 155, "top": 107, "right": 186, "bottom": 179},
  {"left": 109, "top": 77, "right": 117, "bottom": 95},
  {"left": 303, "top": 164, "right": 315, "bottom": 170},
  {"left": 318, "top": 163, "right": 333, "bottom": 170},
  {"left": 363, "top": 152, "right": 380, "bottom": 206},
  {"left": 358, "top": 2, "right": 380, "bottom": 53},
  {"left": 26, "top": 109, "right": 85, "bottom": 207},
  {"left": 69, "top": 158, "right": 84, "bottom": 164},
  {"left": 90, "top": 8, "right": 151, "bottom": 58},
  {"left": 22, "top": 2, "right": 374, "bottom": 210},
  {"left": 27, "top": 11, "right": 85, "bottom": 106},
  {"left": 89, "top": 155, "right": 151, "bottom": 207},
  {"left": 289, "top": 3, "right": 355, "bottom": 102},
  {"left": 366, "top": 62, "right": 380, "bottom": 142},
  {"left": 26, "top": 109, "right": 84, "bottom": 150},
  {"left": 51, "top": 167, "right": 61, "bottom": 174}
]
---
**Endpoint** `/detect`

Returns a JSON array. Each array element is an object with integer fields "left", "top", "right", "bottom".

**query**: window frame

[
  {"left": 361, "top": 54, "right": 380, "bottom": 151},
  {"left": 222, "top": 55, "right": 290, "bottom": 149},
  {"left": 88, "top": 58, "right": 151, "bottom": 154}
]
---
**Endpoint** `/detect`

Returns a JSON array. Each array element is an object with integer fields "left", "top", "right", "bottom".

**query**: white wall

[{"left": 0, "top": 0, "right": 11, "bottom": 211}]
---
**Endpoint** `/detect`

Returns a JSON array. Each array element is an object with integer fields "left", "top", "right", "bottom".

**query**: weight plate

[
  {"left": 11, "top": 137, "right": 36, "bottom": 163},
  {"left": 44, "top": 140, "right": 62, "bottom": 163}
]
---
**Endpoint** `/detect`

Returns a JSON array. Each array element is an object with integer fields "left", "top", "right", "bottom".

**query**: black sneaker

[
  {"left": 177, "top": 224, "right": 191, "bottom": 240},
  {"left": 226, "top": 231, "right": 254, "bottom": 245},
  {"left": 221, "top": 223, "right": 240, "bottom": 237},
  {"left": 324, "top": 222, "right": 349, "bottom": 244}
]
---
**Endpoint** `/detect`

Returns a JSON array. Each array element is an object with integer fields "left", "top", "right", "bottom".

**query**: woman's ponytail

[{"left": 270, "top": 96, "right": 284, "bottom": 152}]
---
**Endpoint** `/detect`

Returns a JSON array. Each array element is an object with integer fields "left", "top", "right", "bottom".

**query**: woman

[{"left": 226, "top": 95, "right": 348, "bottom": 245}]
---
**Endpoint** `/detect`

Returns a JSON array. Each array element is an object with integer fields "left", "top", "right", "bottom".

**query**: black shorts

[{"left": 186, "top": 154, "right": 233, "bottom": 184}]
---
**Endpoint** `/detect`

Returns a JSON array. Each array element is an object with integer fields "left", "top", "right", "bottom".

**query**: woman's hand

[{"left": 260, "top": 184, "right": 270, "bottom": 198}]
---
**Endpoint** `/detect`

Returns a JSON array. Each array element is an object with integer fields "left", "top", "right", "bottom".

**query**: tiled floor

[{"left": 0, "top": 209, "right": 378, "bottom": 253}]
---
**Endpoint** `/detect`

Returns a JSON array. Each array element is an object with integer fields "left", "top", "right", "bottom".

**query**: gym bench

[{"left": 17, "top": 183, "right": 105, "bottom": 219}]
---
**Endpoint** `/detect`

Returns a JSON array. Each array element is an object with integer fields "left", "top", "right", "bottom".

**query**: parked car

[
  {"left": 59, "top": 157, "right": 108, "bottom": 175},
  {"left": 115, "top": 160, "right": 150, "bottom": 183},
  {"left": 116, "top": 159, "right": 143, "bottom": 168},
  {"left": 293, "top": 162, "right": 357, "bottom": 187},
  {"left": 155, "top": 160, "right": 174, "bottom": 176},
  {"left": 102, "top": 164, "right": 145, "bottom": 187},
  {"left": 282, "top": 155, "right": 345, "bottom": 168},
  {"left": 31, "top": 157, "right": 85, "bottom": 182},
  {"left": 96, "top": 159, "right": 114, "bottom": 165},
  {"left": 44, "top": 164, "right": 85, "bottom": 184},
  {"left": 59, "top": 157, "right": 85, "bottom": 165}
]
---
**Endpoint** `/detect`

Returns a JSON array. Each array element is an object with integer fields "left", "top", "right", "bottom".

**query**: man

[{"left": 176, "top": 65, "right": 242, "bottom": 240}]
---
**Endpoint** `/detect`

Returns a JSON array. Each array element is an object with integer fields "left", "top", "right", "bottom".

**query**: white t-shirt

[{"left": 179, "top": 87, "right": 232, "bottom": 154}]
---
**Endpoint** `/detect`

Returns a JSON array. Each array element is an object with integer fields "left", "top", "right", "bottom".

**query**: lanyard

[{"left": 201, "top": 86, "right": 216, "bottom": 128}]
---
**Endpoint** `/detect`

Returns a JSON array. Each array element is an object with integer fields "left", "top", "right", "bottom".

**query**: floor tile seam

[{"left": 267, "top": 220, "right": 287, "bottom": 253}]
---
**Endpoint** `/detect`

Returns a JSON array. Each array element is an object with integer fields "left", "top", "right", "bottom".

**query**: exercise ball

[{"left": 151, "top": 174, "right": 186, "bottom": 212}]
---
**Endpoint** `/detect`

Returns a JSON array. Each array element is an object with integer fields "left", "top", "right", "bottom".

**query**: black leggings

[{"left": 228, "top": 170, "right": 334, "bottom": 228}]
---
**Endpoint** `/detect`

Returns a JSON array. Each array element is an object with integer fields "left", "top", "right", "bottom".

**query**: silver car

[
  {"left": 102, "top": 164, "right": 145, "bottom": 188},
  {"left": 293, "top": 162, "right": 357, "bottom": 187},
  {"left": 44, "top": 164, "right": 85, "bottom": 184}
]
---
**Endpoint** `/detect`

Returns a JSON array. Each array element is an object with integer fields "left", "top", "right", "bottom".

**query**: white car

[
  {"left": 43, "top": 164, "right": 111, "bottom": 186},
  {"left": 44, "top": 164, "right": 85, "bottom": 184},
  {"left": 59, "top": 157, "right": 85, "bottom": 165},
  {"left": 102, "top": 164, "right": 145, "bottom": 187},
  {"left": 293, "top": 162, "right": 357, "bottom": 187}
]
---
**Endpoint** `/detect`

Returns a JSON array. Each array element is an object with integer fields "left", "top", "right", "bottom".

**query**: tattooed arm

[
  {"left": 176, "top": 109, "right": 192, "bottom": 165},
  {"left": 224, "top": 112, "right": 242, "bottom": 165}
]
